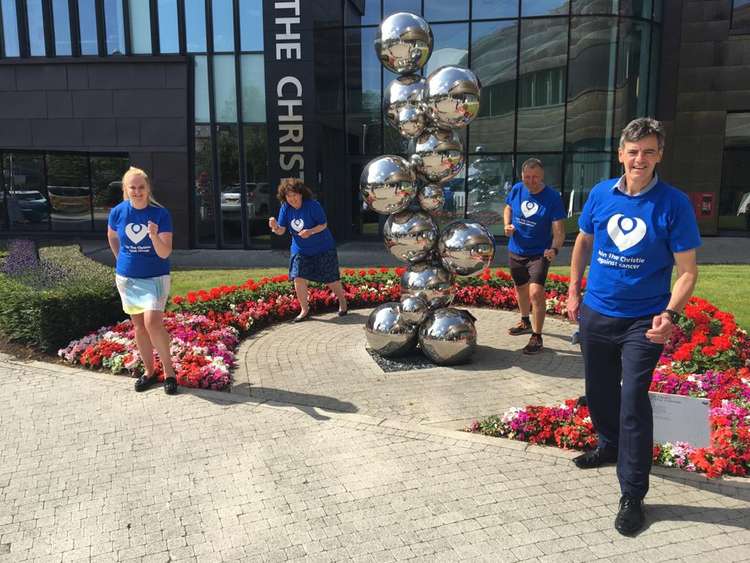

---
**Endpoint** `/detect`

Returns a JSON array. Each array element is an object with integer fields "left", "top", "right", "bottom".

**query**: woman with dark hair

[{"left": 268, "top": 178, "right": 348, "bottom": 322}]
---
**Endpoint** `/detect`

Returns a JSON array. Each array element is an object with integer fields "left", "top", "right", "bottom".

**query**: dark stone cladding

[{"left": 0, "top": 57, "right": 190, "bottom": 248}]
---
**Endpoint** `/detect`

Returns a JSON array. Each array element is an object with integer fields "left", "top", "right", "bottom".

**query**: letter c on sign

[{"left": 277, "top": 76, "right": 302, "bottom": 98}]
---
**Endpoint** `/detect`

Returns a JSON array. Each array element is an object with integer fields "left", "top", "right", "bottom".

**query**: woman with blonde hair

[{"left": 107, "top": 166, "right": 178, "bottom": 394}]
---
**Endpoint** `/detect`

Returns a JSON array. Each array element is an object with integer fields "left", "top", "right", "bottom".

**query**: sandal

[
  {"left": 292, "top": 311, "right": 310, "bottom": 323},
  {"left": 164, "top": 377, "right": 178, "bottom": 395},
  {"left": 134, "top": 373, "right": 158, "bottom": 392}
]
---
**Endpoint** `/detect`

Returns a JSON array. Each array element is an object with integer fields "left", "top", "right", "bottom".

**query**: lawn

[{"left": 170, "top": 264, "right": 750, "bottom": 330}]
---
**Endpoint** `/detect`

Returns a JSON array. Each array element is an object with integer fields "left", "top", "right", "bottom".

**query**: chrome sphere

[
  {"left": 425, "top": 66, "right": 481, "bottom": 128},
  {"left": 417, "top": 184, "right": 444, "bottom": 212},
  {"left": 364, "top": 302, "right": 418, "bottom": 357},
  {"left": 375, "top": 12, "right": 433, "bottom": 75},
  {"left": 413, "top": 127, "right": 464, "bottom": 183},
  {"left": 383, "top": 209, "right": 439, "bottom": 263},
  {"left": 398, "top": 294, "right": 429, "bottom": 325},
  {"left": 438, "top": 221, "right": 496, "bottom": 276},
  {"left": 400, "top": 262, "right": 454, "bottom": 309},
  {"left": 419, "top": 308, "right": 478, "bottom": 365},
  {"left": 384, "top": 75, "right": 428, "bottom": 138},
  {"left": 360, "top": 155, "right": 417, "bottom": 215}
]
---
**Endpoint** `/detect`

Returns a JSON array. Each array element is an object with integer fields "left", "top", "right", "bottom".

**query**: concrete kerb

[{"left": 6, "top": 353, "right": 750, "bottom": 496}]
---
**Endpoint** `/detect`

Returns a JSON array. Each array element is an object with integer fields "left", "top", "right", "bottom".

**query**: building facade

[{"left": 0, "top": 0, "right": 747, "bottom": 250}]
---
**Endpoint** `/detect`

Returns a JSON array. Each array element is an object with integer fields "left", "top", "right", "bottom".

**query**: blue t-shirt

[
  {"left": 579, "top": 178, "right": 701, "bottom": 318},
  {"left": 277, "top": 199, "right": 335, "bottom": 256},
  {"left": 505, "top": 183, "right": 566, "bottom": 256},
  {"left": 108, "top": 201, "right": 173, "bottom": 278}
]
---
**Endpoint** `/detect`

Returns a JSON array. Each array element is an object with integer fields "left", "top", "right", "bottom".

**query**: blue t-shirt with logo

[
  {"left": 108, "top": 201, "right": 172, "bottom": 278},
  {"left": 579, "top": 178, "right": 701, "bottom": 318},
  {"left": 277, "top": 199, "right": 335, "bottom": 256},
  {"left": 505, "top": 183, "right": 566, "bottom": 256}
]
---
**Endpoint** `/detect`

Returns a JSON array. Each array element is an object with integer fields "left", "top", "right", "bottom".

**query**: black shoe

[
  {"left": 615, "top": 495, "right": 645, "bottom": 536},
  {"left": 508, "top": 319, "right": 532, "bottom": 336},
  {"left": 522, "top": 333, "right": 543, "bottom": 355},
  {"left": 573, "top": 447, "right": 618, "bottom": 469},
  {"left": 338, "top": 309, "right": 348, "bottom": 317},
  {"left": 134, "top": 374, "right": 157, "bottom": 392},
  {"left": 164, "top": 377, "right": 178, "bottom": 395}
]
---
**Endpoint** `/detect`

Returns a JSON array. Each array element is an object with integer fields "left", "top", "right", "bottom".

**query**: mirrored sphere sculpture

[
  {"left": 425, "top": 66, "right": 481, "bottom": 128},
  {"left": 360, "top": 155, "right": 417, "bottom": 215},
  {"left": 383, "top": 209, "right": 439, "bottom": 263},
  {"left": 398, "top": 294, "right": 429, "bottom": 325},
  {"left": 438, "top": 221, "right": 496, "bottom": 276},
  {"left": 413, "top": 128, "right": 464, "bottom": 183},
  {"left": 418, "top": 308, "right": 477, "bottom": 365},
  {"left": 417, "top": 184, "right": 444, "bottom": 212},
  {"left": 375, "top": 12, "right": 433, "bottom": 75},
  {"left": 400, "top": 262, "right": 454, "bottom": 309},
  {"left": 365, "top": 302, "right": 419, "bottom": 357},
  {"left": 384, "top": 75, "right": 428, "bottom": 138}
]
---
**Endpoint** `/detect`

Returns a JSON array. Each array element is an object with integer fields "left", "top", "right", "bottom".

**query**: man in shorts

[{"left": 503, "top": 158, "right": 566, "bottom": 354}]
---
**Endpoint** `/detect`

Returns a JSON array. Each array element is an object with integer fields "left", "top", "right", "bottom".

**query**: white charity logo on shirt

[
  {"left": 521, "top": 200, "right": 539, "bottom": 218},
  {"left": 290, "top": 218, "right": 305, "bottom": 232},
  {"left": 607, "top": 214, "right": 647, "bottom": 252},
  {"left": 125, "top": 223, "right": 149, "bottom": 244}
]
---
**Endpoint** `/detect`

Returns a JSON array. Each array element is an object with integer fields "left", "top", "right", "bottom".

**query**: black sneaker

[
  {"left": 134, "top": 374, "right": 157, "bottom": 392},
  {"left": 164, "top": 377, "right": 178, "bottom": 395},
  {"left": 508, "top": 319, "right": 532, "bottom": 336},
  {"left": 522, "top": 333, "right": 543, "bottom": 355},
  {"left": 615, "top": 495, "right": 645, "bottom": 536}
]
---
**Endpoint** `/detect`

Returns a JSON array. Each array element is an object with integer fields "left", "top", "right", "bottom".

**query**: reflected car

[
  {"left": 220, "top": 183, "right": 271, "bottom": 218},
  {"left": 47, "top": 185, "right": 91, "bottom": 214},
  {"left": 247, "top": 182, "right": 270, "bottom": 216},
  {"left": 8, "top": 190, "right": 49, "bottom": 223}
]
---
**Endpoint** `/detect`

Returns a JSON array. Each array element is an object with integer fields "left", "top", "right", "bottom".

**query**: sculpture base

[{"left": 366, "top": 346, "right": 437, "bottom": 373}]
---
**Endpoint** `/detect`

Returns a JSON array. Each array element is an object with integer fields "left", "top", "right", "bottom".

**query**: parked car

[
  {"left": 247, "top": 182, "right": 270, "bottom": 216},
  {"left": 47, "top": 185, "right": 91, "bottom": 214},
  {"left": 220, "top": 182, "right": 271, "bottom": 218},
  {"left": 7, "top": 189, "right": 49, "bottom": 223}
]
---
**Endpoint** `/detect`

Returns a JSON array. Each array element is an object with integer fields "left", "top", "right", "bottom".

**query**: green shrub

[{"left": 0, "top": 244, "right": 124, "bottom": 352}]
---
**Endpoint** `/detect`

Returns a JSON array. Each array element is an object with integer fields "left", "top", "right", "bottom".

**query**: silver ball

[
  {"left": 413, "top": 127, "right": 464, "bottom": 183},
  {"left": 375, "top": 12, "right": 433, "bottom": 75},
  {"left": 417, "top": 184, "right": 444, "bottom": 212},
  {"left": 383, "top": 209, "right": 439, "bottom": 263},
  {"left": 400, "top": 262, "right": 454, "bottom": 309},
  {"left": 418, "top": 308, "right": 477, "bottom": 365},
  {"left": 384, "top": 75, "right": 428, "bottom": 138},
  {"left": 364, "top": 302, "right": 418, "bottom": 357},
  {"left": 426, "top": 66, "right": 481, "bottom": 128},
  {"left": 360, "top": 155, "right": 417, "bottom": 215},
  {"left": 399, "top": 295, "right": 429, "bottom": 325},
  {"left": 438, "top": 221, "right": 496, "bottom": 276}
]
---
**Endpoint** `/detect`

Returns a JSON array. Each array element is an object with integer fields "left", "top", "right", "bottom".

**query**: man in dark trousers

[{"left": 566, "top": 118, "right": 700, "bottom": 536}]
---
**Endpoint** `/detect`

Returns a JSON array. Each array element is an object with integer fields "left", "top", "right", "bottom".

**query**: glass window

[
  {"left": 213, "top": 54, "right": 237, "bottom": 122},
  {"left": 216, "top": 124, "right": 242, "bottom": 246},
  {"left": 566, "top": 17, "right": 617, "bottom": 152},
  {"left": 653, "top": 0, "right": 662, "bottom": 21},
  {"left": 721, "top": 114, "right": 750, "bottom": 231},
  {"left": 614, "top": 19, "right": 650, "bottom": 135},
  {"left": 384, "top": 0, "right": 420, "bottom": 19},
  {"left": 516, "top": 18, "right": 567, "bottom": 152},
  {"left": 648, "top": 26, "right": 659, "bottom": 116},
  {"left": 240, "top": 54, "right": 266, "bottom": 123},
  {"left": 194, "top": 56, "right": 210, "bottom": 122},
  {"left": 194, "top": 124, "right": 216, "bottom": 245},
  {"left": 239, "top": 0, "right": 263, "bottom": 51},
  {"left": 564, "top": 151, "right": 613, "bottom": 213},
  {"left": 212, "top": 0, "right": 234, "bottom": 52},
  {"left": 47, "top": 153, "right": 92, "bottom": 231},
  {"left": 424, "top": 23, "right": 468, "bottom": 77},
  {"left": 471, "top": 20, "right": 517, "bottom": 153},
  {"left": 157, "top": 0, "right": 179, "bottom": 53},
  {"left": 129, "top": 0, "right": 152, "bottom": 54},
  {"left": 52, "top": 0, "right": 72, "bottom": 55},
  {"left": 620, "top": 0, "right": 653, "bottom": 18},
  {"left": 27, "top": 0, "right": 46, "bottom": 56},
  {"left": 91, "top": 156, "right": 129, "bottom": 230},
  {"left": 521, "top": 0, "right": 569, "bottom": 17},
  {"left": 1, "top": 0, "right": 19, "bottom": 57},
  {"left": 103, "top": 0, "right": 125, "bottom": 54},
  {"left": 733, "top": 0, "right": 750, "bottom": 30},
  {"left": 243, "top": 125, "right": 270, "bottom": 246},
  {"left": 345, "top": 27, "right": 382, "bottom": 155},
  {"left": 572, "top": 0, "right": 617, "bottom": 14},
  {"left": 466, "top": 154, "right": 513, "bottom": 235},
  {"left": 345, "top": 0, "right": 380, "bottom": 26},
  {"left": 472, "top": 0, "right": 517, "bottom": 19},
  {"left": 726, "top": 113, "right": 750, "bottom": 148},
  {"left": 185, "top": 0, "right": 207, "bottom": 52},
  {"left": 424, "top": 0, "right": 468, "bottom": 22},
  {"left": 78, "top": 0, "right": 99, "bottom": 55},
  {"left": 3, "top": 153, "right": 48, "bottom": 231}
]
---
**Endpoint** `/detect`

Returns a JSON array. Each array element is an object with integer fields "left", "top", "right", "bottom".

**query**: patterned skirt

[
  {"left": 115, "top": 274, "right": 171, "bottom": 315},
  {"left": 289, "top": 248, "right": 341, "bottom": 284}
]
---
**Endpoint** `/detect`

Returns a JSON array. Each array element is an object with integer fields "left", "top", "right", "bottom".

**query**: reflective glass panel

[
  {"left": 216, "top": 124, "right": 242, "bottom": 246},
  {"left": 240, "top": 54, "right": 266, "bottom": 123},
  {"left": 194, "top": 56, "right": 210, "bottom": 122},
  {"left": 473, "top": 0, "right": 518, "bottom": 19},
  {"left": 91, "top": 156, "right": 129, "bottom": 230},
  {"left": 3, "top": 153, "right": 48, "bottom": 231},
  {"left": 27, "top": 0, "right": 46, "bottom": 56},
  {"left": 614, "top": 19, "right": 650, "bottom": 135},
  {"left": 572, "top": 0, "right": 617, "bottom": 14},
  {"left": 424, "top": 0, "right": 468, "bottom": 22},
  {"left": 185, "top": 0, "right": 207, "bottom": 52},
  {"left": 345, "top": 27, "right": 381, "bottom": 155},
  {"left": 213, "top": 54, "right": 237, "bottom": 122},
  {"left": 720, "top": 145, "right": 750, "bottom": 232},
  {"left": 384, "top": 0, "right": 420, "bottom": 18},
  {"left": 244, "top": 124, "right": 271, "bottom": 247},
  {"left": 78, "top": 0, "right": 98, "bottom": 55},
  {"left": 158, "top": 0, "right": 179, "bottom": 53},
  {"left": 466, "top": 154, "right": 513, "bottom": 235},
  {"left": 212, "top": 0, "right": 234, "bottom": 52},
  {"left": 52, "top": 0, "right": 72, "bottom": 55},
  {"left": 620, "top": 0, "right": 653, "bottom": 18},
  {"left": 194, "top": 125, "right": 216, "bottom": 245},
  {"left": 47, "top": 153, "right": 92, "bottom": 231},
  {"left": 1, "top": 0, "right": 19, "bottom": 57},
  {"left": 239, "top": 0, "right": 263, "bottom": 51},
  {"left": 424, "top": 23, "right": 468, "bottom": 77},
  {"left": 104, "top": 0, "right": 125, "bottom": 54},
  {"left": 653, "top": 0, "right": 662, "bottom": 21},
  {"left": 648, "top": 26, "right": 659, "bottom": 116},
  {"left": 516, "top": 18, "right": 567, "bottom": 152},
  {"left": 521, "top": 0, "right": 569, "bottom": 16},
  {"left": 129, "top": 0, "right": 152, "bottom": 54},
  {"left": 564, "top": 151, "right": 613, "bottom": 213},
  {"left": 471, "top": 20, "right": 517, "bottom": 153},
  {"left": 345, "top": 0, "right": 380, "bottom": 26}
]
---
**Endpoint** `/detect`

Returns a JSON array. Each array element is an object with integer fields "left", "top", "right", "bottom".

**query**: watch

[{"left": 661, "top": 309, "right": 680, "bottom": 324}]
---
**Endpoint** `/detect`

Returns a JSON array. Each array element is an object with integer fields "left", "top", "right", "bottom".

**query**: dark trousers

[{"left": 579, "top": 303, "right": 663, "bottom": 499}]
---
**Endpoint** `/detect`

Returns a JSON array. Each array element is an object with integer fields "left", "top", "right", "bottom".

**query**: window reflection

[
  {"left": 345, "top": 0, "right": 381, "bottom": 26},
  {"left": 620, "top": 0, "right": 653, "bottom": 18},
  {"left": 194, "top": 125, "right": 216, "bottom": 245},
  {"left": 424, "top": 23, "right": 468, "bottom": 76},
  {"left": 3, "top": 153, "right": 48, "bottom": 231},
  {"left": 384, "top": 0, "right": 420, "bottom": 18},
  {"left": 239, "top": 0, "right": 263, "bottom": 51},
  {"left": 614, "top": 19, "right": 650, "bottom": 135},
  {"left": 522, "top": 0, "right": 569, "bottom": 17},
  {"left": 572, "top": 0, "right": 617, "bottom": 14},
  {"left": 104, "top": 0, "right": 125, "bottom": 54},
  {"left": 47, "top": 153, "right": 92, "bottom": 231},
  {"left": 158, "top": 0, "right": 179, "bottom": 54},
  {"left": 244, "top": 125, "right": 270, "bottom": 246},
  {"left": 240, "top": 54, "right": 266, "bottom": 123},
  {"left": 27, "top": 0, "right": 46, "bottom": 56},
  {"left": 185, "top": 0, "right": 207, "bottom": 52},
  {"left": 473, "top": 0, "right": 517, "bottom": 19},
  {"left": 721, "top": 114, "right": 750, "bottom": 231},
  {"left": 466, "top": 153, "right": 513, "bottom": 235},
  {"left": 424, "top": 0, "right": 468, "bottom": 22},
  {"left": 345, "top": 27, "right": 382, "bottom": 155},
  {"left": 52, "top": 0, "right": 72, "bottom": 55},
  {"left": 216, "top": 125, "right": 242, "bottom": 246},
  {"left": 129, "top": 0, "right": 152, "bottom": 54},
  {"left": 91, "top": 156, "right": 129, "bottom": 230},
  {"left": 213, "top": 55, "right": 237, "bottom": 122},
  {"left": 194, "top": 56, "right": 210, "bottom": 122},
  {"left": 565, "top": 151, "right": 613, "bottom": 215},
  {"left": 1, "top": 0, "right": 20, "bottom": 57},
  {"left": 78, "top": 0, "right": 99, "bottom": 55},
  {"left": 212, "top": 0, "right": 234, "bottom": 52}
]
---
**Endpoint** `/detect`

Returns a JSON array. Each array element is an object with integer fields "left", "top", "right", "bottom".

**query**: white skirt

[{"left": 115, "top": 274, "right": 171, "bottom": 315}]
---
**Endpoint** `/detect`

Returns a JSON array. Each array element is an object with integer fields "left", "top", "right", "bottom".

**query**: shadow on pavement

[
  {"left": 643, "top": 503, "right": 750, "bottom": 533},
  {"left": 445, "top": 344, "right": 584, "bottom": 380}
]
